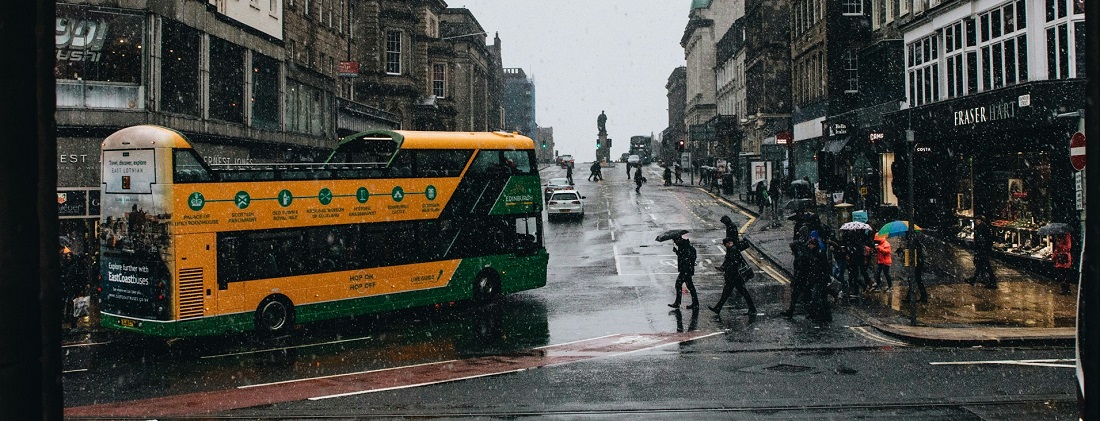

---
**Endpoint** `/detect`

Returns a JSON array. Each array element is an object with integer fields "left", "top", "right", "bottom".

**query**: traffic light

[
  {"left": 596, "top": 139, "right": 601, "bottom": 149},
  {"left": 541, "top": 140, "right": 546, "bottom": 148},
  {"left": 677, "top": 139, "right": 685, "bottom": 152}
]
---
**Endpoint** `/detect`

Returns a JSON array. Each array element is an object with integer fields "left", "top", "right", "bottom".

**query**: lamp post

[{"left": 906, "top": 129, "right": 917, "bottom": 326}]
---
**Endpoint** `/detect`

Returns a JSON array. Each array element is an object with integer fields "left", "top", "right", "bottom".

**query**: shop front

[{"left": 884, "top": 80, "right": 1084, "bottom": 270}]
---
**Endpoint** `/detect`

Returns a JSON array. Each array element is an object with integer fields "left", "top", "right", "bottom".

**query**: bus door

[{"left": 174, "top": 233, "right": 219, "bottom": 320}]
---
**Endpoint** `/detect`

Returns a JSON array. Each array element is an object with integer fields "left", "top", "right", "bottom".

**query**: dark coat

[
  {"left": 973, "top": 221, "right": 993, "bottom": 256},
  {"left": 674, "top": 240, "right": 697, "bottom": 276},
  {"left": 718, "top": 244, "right": 747, "bottom": 284}
]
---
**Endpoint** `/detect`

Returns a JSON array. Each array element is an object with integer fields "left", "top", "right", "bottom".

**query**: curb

[{"left": 708, "top": 190, "right": 1073, "bottom": 346}]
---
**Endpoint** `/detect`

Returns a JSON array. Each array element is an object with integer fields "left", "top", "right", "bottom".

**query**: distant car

[
  {"left": 543, "top": 177, "right": 574, "bottom": 201},
  {"left": 627, "top": 154, "right": 641, "bottom": 165},
  {"left": 546, "top": 190, "right": 584, "bottom": 221},
  {"left": 559, "top": 154, "right": 574, "bottom": 168}
]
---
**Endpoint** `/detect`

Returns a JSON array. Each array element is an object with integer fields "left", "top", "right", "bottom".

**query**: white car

[
  {"left": 627, "top": 154, "right": 641, "bottom": 165},
  {"left": 543, "top": 177, "right": 574, "bottom": 201},
  {"left": 546, "top": 190, "right": 585, "bottom": 221}
]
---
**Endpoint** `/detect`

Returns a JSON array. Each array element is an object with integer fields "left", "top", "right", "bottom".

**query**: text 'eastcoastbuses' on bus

[{"left": 99, "top": 125, "right": 548, "bottom": 336}]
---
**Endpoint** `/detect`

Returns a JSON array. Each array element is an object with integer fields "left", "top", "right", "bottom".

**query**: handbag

[{"left": 737, "top": 259, "right": 754, "bottom": 280}]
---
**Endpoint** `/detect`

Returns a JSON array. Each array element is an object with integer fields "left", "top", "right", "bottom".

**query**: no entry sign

[{"left": 1070, "top": 132, "right": 1086, "bottom": 171}]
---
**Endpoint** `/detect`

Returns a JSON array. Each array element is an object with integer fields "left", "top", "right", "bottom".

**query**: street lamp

[{"left": 906, "top": 129, "right": 917, "bottom": 326}]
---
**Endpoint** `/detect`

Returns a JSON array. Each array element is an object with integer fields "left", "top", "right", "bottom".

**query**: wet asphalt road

[{"left": 62, "top": 163, "right": 1078, "bottom": 419}]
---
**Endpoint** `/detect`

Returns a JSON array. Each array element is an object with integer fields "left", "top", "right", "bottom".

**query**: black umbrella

[
  {"left": 655, "top": 229, "right": 688, "bottom": 242},
  {"left": 1037, "top": 222, "right": 1071, "bottom": 236}
]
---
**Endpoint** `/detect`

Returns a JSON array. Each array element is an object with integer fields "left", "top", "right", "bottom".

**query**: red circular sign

[{"left": 1070, "top": 132, "right": 1086, "bottom": 171}]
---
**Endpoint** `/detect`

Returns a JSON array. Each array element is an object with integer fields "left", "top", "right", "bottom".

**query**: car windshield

[
  {"left": 8, "top": 0, "right": 1093, "bottom": 419},
  {"left": 550, "top": 192, "right": 578, "bottom": 201}
]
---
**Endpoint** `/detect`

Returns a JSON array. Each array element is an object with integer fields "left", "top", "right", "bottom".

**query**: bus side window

[
  {"left": 173, "top": 150, "right": 214, "bottom": 182},
  {"left": 501, "top": 150, "right": 533, "bottom": 175},
  {"left": 216, "top": 235, "right": 243, "bottom": 289}
]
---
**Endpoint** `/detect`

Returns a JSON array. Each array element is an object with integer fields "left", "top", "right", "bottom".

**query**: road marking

[
  {"left": 701, "top": 189, "right": 755, "bottom": 234},
  {"left": 65, "top": 332, "right": 720, "bottom": 418},
  {"left": 200, "top": 336, "right": 374, "bottom": 359},
  {"left": 849, "top": 326, "right": 909, "bottom": 347},
  {"left": 614, "top": 245, "right": 622, "bottom": 275},
  {"left": 63, "top": 368, "right": 89, "bottom": 374},
  {"left": 929, "top": 359, "right": 1075, "bottom": 368}
]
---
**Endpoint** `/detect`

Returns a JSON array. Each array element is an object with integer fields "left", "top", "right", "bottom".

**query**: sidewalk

[{"left": 708, "top": 187, "right": 1076, "bottom": 346}]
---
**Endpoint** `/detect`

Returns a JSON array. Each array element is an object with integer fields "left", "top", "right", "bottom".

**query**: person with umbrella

[
  {"left": 967, "top": 215, "right": 997, "bottom": 288},
  {"left": 710, "top": 237, "right": 757, "bottom": 316},
  {"left": 656, "top": 230, "right": 698, "bottom": 310}
]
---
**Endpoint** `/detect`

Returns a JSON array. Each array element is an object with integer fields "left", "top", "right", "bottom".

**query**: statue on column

[{"left": 597, "top": 110, "right": 607, "bottom": 136}]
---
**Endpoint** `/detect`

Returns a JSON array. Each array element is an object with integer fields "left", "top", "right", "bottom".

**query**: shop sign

[
  {"left": 952, "top": 101, "right": 1017, "bottom": 127},
  {"left": 852, "top": 210, "right": 868, "bottom": 223},
  {"left": 868, "top": 132, "right": 885, "bottom": 143},
  {"left": 88, "top": 190, "right": 100, "bottom": 216},
  {"left": 338, "top": 61, "right": 359, "bottom": 78},
  {"left": 58, "top": 190, "right": 87, "bottom": 217},
  {"left": 776, "top": 131, "right": 792, "bottom": 145},
  {"left": 1076, "top": 171, "right": 1085, "bottom": 211},
  {"left": 823, "top": 122, "right": 849, "bottom": 137}
]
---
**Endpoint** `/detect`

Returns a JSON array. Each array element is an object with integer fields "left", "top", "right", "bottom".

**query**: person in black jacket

[
  {"left": 668, "top": 237, "right": 699, "bottom": 309},
  {"left": 720, "top": 215, "right": 739, "bottom": 243},
  {"left": 968, "top": 215, "right": 997, "bottom": 288},
  {"left": 710, "top": 237, "right": 757, "bottom": 316},
  {"left": 634, "top": 166, "right": 644, "bottom": 193}
]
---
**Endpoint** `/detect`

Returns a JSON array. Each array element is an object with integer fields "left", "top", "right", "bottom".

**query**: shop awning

[{"left": 821, "top": 138, "right": 849, "bottom": 154}]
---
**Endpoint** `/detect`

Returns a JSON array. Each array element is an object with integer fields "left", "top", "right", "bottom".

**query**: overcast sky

[{"left": 455, "top": 1, "right": 690, "bottom": 162}]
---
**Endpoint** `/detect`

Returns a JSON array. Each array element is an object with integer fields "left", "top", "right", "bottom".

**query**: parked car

[
  {"left": 558, "top": 154, "right": 574, "bottom": 169},
  {"left": 543, "top": 177, "right": 574, "bottom": 201},
  {"left": 546, "top": 190, "right": 584, "bottom": 221}
]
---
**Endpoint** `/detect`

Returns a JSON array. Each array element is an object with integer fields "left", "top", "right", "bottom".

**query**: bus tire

[
  {"left": 255, "top": 295, "right": 294, "bottom": 334},
  {"left": 473, "top": 270, "right": 501, "bottom": 304}
]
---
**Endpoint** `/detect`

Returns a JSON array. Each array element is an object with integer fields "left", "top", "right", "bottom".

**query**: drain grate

[{"left": 763, "top": 363, "right": 813, "bottom": 373}]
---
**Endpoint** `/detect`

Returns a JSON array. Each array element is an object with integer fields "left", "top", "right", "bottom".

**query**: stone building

[
  {"left": 681, "top": 0, "right": 739, "bottom": 162},
  {"left": 661, "top": 67, "right": 688, "bottom": 166},
  {"left": 502, "top": 68, "right": 536, "bottom": 137}
]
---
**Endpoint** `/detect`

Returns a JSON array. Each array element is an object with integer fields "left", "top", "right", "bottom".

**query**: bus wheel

[
  {"left": 473, "top": 270, "right": 501, "bottom": 304},
  {"left": 255, "top": 296, "right": 294, "bottom": 334}
]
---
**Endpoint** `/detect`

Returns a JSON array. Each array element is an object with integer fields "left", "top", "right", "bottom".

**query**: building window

[
  {"left": 843, "top": 50, "right": 859, "bottom": 93},
  {"left": 161, "top": 20, "right": 200, "bottom": 116},
  {"left": 1045, "top": 0, "right": 1085, "bottom": 79},
  {"left": 943, "top": 18, "right": 979, "bottom": 98},
  {"left": 386, "top": 30, "right": 402, "bottom": 75},
  {"left": 979, "top": 1, "right": 1028, "bottom": 90},
  {"left": 55, "top": 5, "right": 144, "bottom": 109},
  {"left": 209, "top": 37, "right": 245, "bottom": 123},
  {"left": 251, "top": 53, "right": 279, "bottom": 130},
  {"left": 843, "top": 0, "right": 864, "bottom": 15},
  {"left": 906, "top": 34, "right": 939, "bottom": 106},
  {"left": 432, "top": 63, "right": 446, "bottom": 98},
  {"left": 286, "top": 80, "right": 329, "bottom": 136}
]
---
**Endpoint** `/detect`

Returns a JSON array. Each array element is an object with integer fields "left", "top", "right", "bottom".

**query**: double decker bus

[{"left": 99, "top": 125, "right": 548, "bottom": 337}]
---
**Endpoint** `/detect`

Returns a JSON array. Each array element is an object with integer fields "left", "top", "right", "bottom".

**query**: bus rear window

[{"left": 173, "top": 150, "right": 214, "bottom": 183}]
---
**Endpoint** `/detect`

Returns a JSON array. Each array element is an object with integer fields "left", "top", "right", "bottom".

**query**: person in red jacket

[{"left": 873, "top": 238, "right": 893, "bottom": 292}]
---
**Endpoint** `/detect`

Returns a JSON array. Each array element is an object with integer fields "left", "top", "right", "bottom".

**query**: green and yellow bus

[{"left": 99, "top": 125, "right": 548, "bottom": 337}]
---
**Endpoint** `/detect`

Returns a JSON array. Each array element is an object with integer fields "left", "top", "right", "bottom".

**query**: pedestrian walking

[
  {"left": 710, "top": 237, "right": 757, "bottom": 316},
  {"left": 626, "top": 162, "right": 632, "bottom": 179},
  {"left": 755, "top": 180, "right": 767, "bottom": 214},
  {"left": 668, "top": 237, "right": 699, "bottom": 309},
  {"left": 805, "top": 231, "right": 833, "bottom": 322},
  {"left": 566, "top": 165, "right": 573, "bottom": 184},
  {"left": 769, "top": 177, "right": 782, "bottom": 217},
  {"left": 588, "top": 162, "right": 603, "bottom": 182},
  {"left": 1053, "top": 231, "right": 1073, "bottom": 295},
  {"left": 663, "top": 166, "right": 672, "bottom": 186},
  {"left": 873, "top": 238, "right": 893, "bottom": 291},
  {"left": 899, "top": 232, "right": 929, "bottom": 302},
  {"left": 845, "top": 231, "right": 873, "bottom": 294},
  {"left": 782, "top": 232, "right": 810, "bottom": 318},
  {"left": 968, "top": 215, "right": 997, "bottom": 288},
  {"left": 634, "top": 166, "right": 644, "bottom": 193},
  {"left": 720, "top": 215, "right": 739, "bottom": 243},
  {"left": 674, "top": 162, "right": 683, "bottom": 184}
]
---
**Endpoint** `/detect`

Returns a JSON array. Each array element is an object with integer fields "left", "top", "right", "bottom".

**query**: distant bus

[
  {"left": 629, "top": 135, "right": 652, "bottom": 165},
  {"left": 99, "top": 125, "right": 548, "bottom": 337}
]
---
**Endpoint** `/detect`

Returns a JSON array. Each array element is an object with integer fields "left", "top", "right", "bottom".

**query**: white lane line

[
  {"left": 238, "top": 359, "right": 459, "bottom": 389},
  {"left": 930, "top": 359, "right": 1076, "bottom": 368},
  {"left": 202, "top": 336, "right": 374, "bottom": 359},
  {"left": 63, "top": 368, "right": 89, "bottom": 374},
  {"left": 849, "top": 326, "right": 909, "bottom": 347},
  {"left": 614, "top": 245, "right": 622, "bottom": 275},
  {"left": 309, "top": 368, "right": 529, "bottom": 400},
  {"left": 62, "top": 341, "right": 111, "bottom": 349}
]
